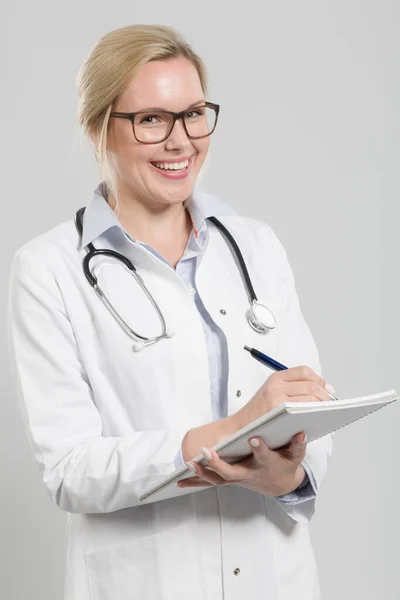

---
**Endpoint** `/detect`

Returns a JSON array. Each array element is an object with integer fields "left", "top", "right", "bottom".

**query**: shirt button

[
  {"left": 233, "top": 567, "right": 240, "bottom": 576},
  {"left": 236, "top": 390, "right": 242, "bottom": 398}
]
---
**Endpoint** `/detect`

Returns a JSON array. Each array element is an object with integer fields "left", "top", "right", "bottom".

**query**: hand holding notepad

[
  {"left": 139, "top": 348, "right": 398, "bottom": 501},
  {"left": 140, "top": 389, "right": 398, "bottom": 501}
]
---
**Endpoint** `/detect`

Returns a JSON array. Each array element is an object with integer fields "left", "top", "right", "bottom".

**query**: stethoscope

[{"left": 75, "top": 207, "right": 277, "bottom": 352}]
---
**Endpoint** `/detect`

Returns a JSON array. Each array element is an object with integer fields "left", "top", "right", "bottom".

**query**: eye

[
  {"left": 139, "top": 114, "right": 160, "bottom": 125},
  {"left": 186, "top": 108, "right": 205, "bottom": 119}
]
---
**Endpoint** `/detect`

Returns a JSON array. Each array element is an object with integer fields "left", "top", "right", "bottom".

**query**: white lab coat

[{"left": 8, "top": 190, "right": 332, "bottom": 600}]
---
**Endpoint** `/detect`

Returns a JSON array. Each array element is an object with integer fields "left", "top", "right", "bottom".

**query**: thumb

[{"left": 287, "top": 431, "right": 307, "bottom": 462}]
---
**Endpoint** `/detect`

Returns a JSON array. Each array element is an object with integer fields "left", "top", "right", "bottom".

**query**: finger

[
  {"left": 274, "top": 365, "right": 327, "bottom": 388},
  {"left": 187, "top": 459, "right": 227, "bottom": 486},
  {"left": 178, "top": 478, "right": 214, "bottom": 488},
  {"left": 247, "top": 436, "right": 273, "bottom": 465},
  {"left": 285, "top": 394, "right": 329, "bottom": 404},
  {"left": 199, "top": 449, "right": 251, "bottom": 482},
  {"left": 284, "top": 381, "right": 331, "bottom": 402},
  {"left": 278, "top": 432, "right": 307, "bottom": 462}
]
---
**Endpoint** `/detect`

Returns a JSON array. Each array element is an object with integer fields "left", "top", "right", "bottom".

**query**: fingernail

[
  {"left": 301, "top": 433, "right": 308, "bottom": 445},
  {"left": 325, "top": 383, "right": 335, "bottom": 394},
  {"left": 185, "top": 461, "right": 197, "bottom": 473},
  {"left": 200, "top": 447, "right": 212, "bottom": 462},
  {"left": 249, "top": 438, "right": 260, "bottom": 448}
]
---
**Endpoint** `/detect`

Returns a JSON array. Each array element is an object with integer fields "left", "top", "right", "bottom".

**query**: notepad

[{"left": 139, "top": 389, "right": 398, "bottom": 501}]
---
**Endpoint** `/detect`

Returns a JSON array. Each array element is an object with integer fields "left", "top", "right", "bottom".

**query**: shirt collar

[{"left": 80, "top": 181, "right": 237, "bottom": 248}]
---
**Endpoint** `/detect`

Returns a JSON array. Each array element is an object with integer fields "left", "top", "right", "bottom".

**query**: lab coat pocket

[{"left": 85, "top": 521, "right": 206, "bottom": 600}]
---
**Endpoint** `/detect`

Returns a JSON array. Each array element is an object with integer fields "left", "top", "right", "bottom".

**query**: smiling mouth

[{"left": 150, "top": 156, "right": 193, "bottom": 172}]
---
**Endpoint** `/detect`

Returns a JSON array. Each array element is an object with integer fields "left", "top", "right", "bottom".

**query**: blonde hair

[{"left": 76, "top": 25, "right": 208, "bottom": 207}]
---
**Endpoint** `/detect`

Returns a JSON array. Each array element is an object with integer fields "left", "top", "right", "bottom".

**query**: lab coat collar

[{"left": 81, "top": 181, "right": 237, "bottom": 248}]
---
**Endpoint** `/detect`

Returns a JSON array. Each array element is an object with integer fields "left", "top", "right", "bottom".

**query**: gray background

[{"left": 1, "top": 1, "right": 399, "bottom": 598}]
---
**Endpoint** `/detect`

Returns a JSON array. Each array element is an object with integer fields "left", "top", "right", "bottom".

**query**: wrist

[
  {"left": 294, "top": 464, "right": 306, "bottom": 489},
  {"left": 220, "top": 414, "right": 241, "bottom": 439},
  {"left": 274, "top": 465, "right": 306, "bottom": 497},
  {"left": 230, "top": 404, "right": 250, "bottom": 432},
  {"left": 181, "top": 414, "right": 241, "bottom": 462}
]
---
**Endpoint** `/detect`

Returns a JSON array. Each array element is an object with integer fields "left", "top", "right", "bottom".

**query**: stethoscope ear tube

[
  {"left": 208, "top": 216, "right": 258, "bottom": 304},
  {"left": 83, "top": 253, "right": 98, "bottom": 286},
  {"left": 76, "top": 207, "right": 138, "bottom": 287},
  {"left": 83, "top": 248, "right": 138, "bottom": 287}
]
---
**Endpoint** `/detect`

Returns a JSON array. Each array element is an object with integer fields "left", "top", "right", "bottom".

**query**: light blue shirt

[{"left": 83, "top": 182, "right": 316, "bottom": 505}]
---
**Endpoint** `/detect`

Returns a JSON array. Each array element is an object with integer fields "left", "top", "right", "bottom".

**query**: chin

[{"left": 156, "top": 181, "right": 196, "bottom": 204}]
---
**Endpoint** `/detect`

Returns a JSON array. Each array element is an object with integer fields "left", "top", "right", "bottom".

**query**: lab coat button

[
  {"left": 233, "top": 567, "right": 240, "bottom": 575},
  {"left": 236, "top": 390, "right": 241, "bottom": 397},
  {"left": 188, "top": 287, "right": 196, "bottom": 296},
  {"left": 220, "top": 309, "right": 227, "bottom": 315}
]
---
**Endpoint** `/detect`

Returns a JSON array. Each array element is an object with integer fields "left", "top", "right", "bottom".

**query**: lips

[
  {"left": 150, "top": 155, "right": 194, "bottom": 170},
  {"left": 149, "top": 155, "right": 195, "bottom": 180}
]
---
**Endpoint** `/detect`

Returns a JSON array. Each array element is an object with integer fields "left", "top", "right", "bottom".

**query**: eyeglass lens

[{"left": 133, "top": 106, "right": 217, "bottom": 143}]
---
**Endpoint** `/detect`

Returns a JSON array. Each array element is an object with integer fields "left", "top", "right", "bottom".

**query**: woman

[{"left": 8, "top": 24, "right": 333, "bottom": 600}]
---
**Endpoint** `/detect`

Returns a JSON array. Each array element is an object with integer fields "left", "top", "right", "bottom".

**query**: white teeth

[{"left": 154, "top": 159, "right": 189, "bottom": 171}]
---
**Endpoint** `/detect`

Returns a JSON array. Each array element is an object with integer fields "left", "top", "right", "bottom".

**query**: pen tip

[{"left": 243, "top": 345, "right": 252, "bottom": 352}]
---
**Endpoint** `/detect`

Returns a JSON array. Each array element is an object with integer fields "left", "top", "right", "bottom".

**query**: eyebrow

[{"left": 135, "top": 99, "right": 206, "bottom": 112}]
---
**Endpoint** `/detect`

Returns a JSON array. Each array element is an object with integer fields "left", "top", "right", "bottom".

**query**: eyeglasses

[{"left": 110, "top": 101, "right": 220, "bottom": 144}]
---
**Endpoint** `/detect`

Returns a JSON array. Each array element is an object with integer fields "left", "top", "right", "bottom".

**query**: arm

[
  {"left": 8, "top": 246, "right": 188, "bottom": 514},
  {"left": 274, "top": 462, "right": 316, "bottom": 503}
]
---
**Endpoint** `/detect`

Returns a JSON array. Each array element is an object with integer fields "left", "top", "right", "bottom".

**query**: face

[{"left": 106, "top": 57, "right": 211, "bottom": 210}]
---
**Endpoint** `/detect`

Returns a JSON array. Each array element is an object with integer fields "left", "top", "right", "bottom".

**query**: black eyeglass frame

[{"left": 110, "top": 101, "right": 220, "bottom": 144}]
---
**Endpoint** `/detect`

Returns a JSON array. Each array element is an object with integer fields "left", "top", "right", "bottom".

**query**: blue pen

[{"left": 243, "top": 345, "right": 339, "bottom": 401}]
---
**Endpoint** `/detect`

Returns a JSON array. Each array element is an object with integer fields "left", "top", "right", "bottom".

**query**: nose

[{"left": 165, "top": 116, "right": 191, "bottom": 149}]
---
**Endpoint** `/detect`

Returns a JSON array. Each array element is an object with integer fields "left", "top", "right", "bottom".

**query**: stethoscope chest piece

[{"left": 247, "top": 300, "right": 277, "bottom": 333}]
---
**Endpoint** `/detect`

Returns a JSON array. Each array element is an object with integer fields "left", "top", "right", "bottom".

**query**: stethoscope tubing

[
  {"left": 75, "top": 206, "right": 276, "bottom": 347},
  {"left": 207, "top": 216, "right": 257, "bottom": 304}
]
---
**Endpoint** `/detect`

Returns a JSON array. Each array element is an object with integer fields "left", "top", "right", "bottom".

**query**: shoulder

[
  {"left": 196, "top": 187, "right": 283, "bottom": 253},
  {"left": 10, "top": 219, "right": 79, "bottom": 280},
  {"left": 217, "top": 213, "right": 276, "bottom": 243},
  {"left": 200, "top": 187, "right": 293, "bottom": 277},
  {"left": 211, "top": 211, "right": 288, "bottom": 264}
]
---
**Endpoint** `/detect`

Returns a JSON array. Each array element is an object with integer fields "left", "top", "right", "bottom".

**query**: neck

[{"left": 107, "top": 189, "right": 193, "bottom": 267}]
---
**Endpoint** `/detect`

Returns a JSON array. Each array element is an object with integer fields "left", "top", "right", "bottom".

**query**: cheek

[
  {"left": 135, "top": 149, "right": 157, "bottom": 169},
  {"left": 116, "top": 144, "right": 154, "bottom": 173},
  {"left": 109, "top": 126, "right": 155, "bottom": 167},
  {"left": 194, "top": 140, "right": 210, "bottom": 167}
]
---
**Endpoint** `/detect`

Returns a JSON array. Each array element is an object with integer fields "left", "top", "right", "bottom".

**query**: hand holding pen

[
  {"left": 179, "top": 346, "right": 338, "bottom": 497},
  {"left": 232, "top": 346, "right": 338, "bottom": 431},
  {"left": 244, "top": 346, "right": 339, "bottom": 402}
]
